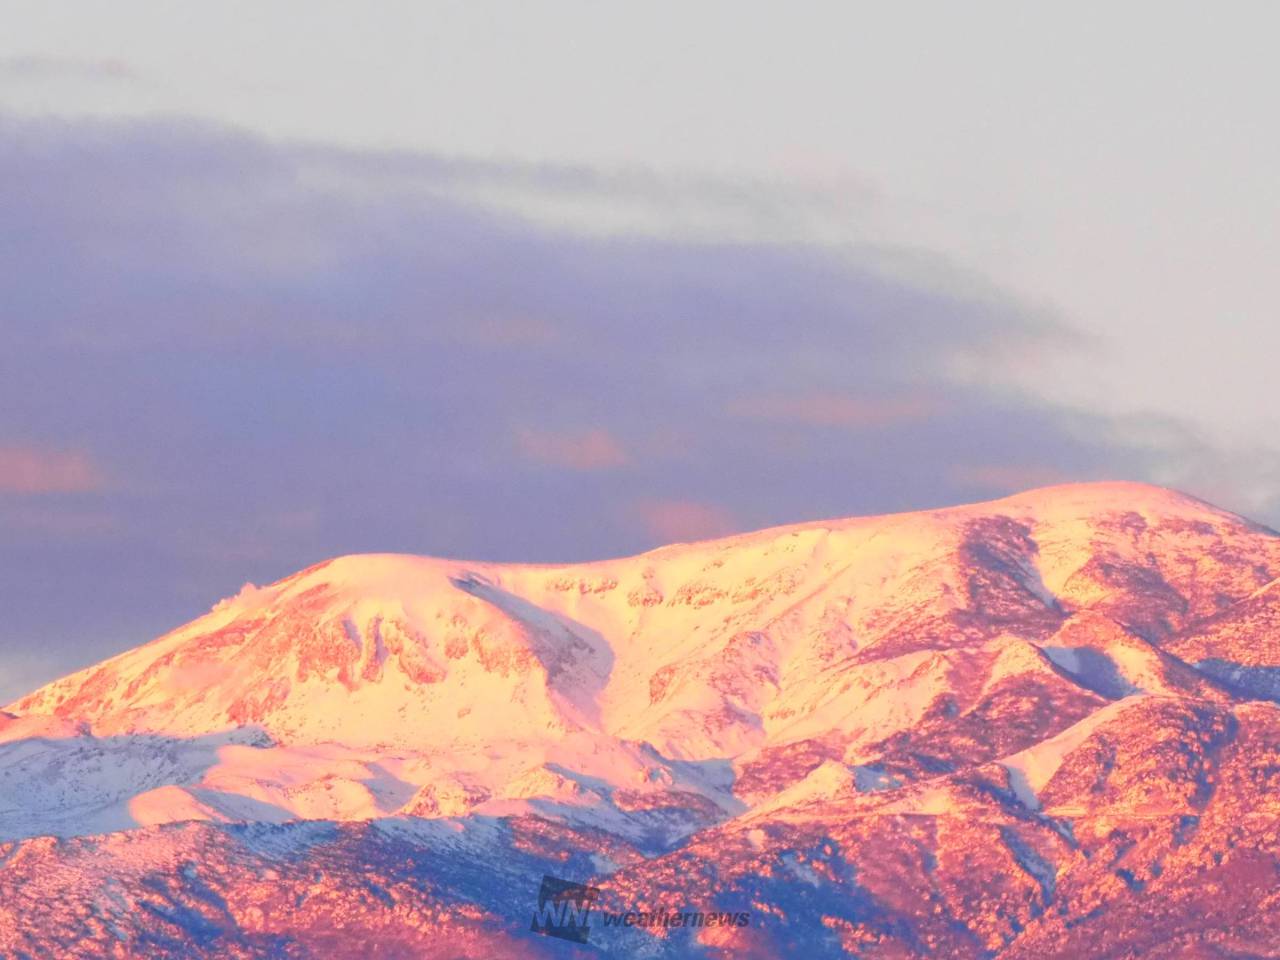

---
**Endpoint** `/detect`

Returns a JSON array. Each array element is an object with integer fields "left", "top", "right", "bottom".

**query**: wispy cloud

[
  {"left": 299, "top": 139, "right": 877, "bottom": 243},
  {"left": 516, "top": 428, "right": 629, "bottom": 471},
  {"left": 633, "top": 499, "right": 738, "bottom": 544},
  {"left": 0, "top": 447, "right": 102, "bottom": 494}
]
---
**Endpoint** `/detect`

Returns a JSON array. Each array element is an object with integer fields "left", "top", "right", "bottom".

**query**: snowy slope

[{"left": 3, "top": 481, "right": 1277, "bottom": 846}]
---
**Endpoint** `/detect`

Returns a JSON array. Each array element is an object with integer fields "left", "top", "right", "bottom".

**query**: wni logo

[{"left": 530, "top": 874, "right": 600, "bottom": 944}]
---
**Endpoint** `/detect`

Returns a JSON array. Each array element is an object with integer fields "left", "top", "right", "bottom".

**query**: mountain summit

[{"left": 6, "top": 481, "right": 1280, "bottom": 957}]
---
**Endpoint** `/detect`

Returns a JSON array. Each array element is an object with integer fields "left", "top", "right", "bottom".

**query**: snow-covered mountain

[{"left": 6, "top": 481, "right": 1280, "bottom": 957}]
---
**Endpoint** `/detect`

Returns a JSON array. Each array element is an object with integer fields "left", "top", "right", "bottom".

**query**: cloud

[
  {"left": 634, "top": 499, "right": 738, "bottom": 544},
  {"left": 0, "top": 447, "right": 101, "bottom": 494},
  {"left": 0, "top": 112, "right": 1246, "bottom": 695},
  {"left": 297, "top": 138, "right": 877, "bottom": 244},
  {"left": 516, "top": 428, "right": 629, "bottom": 471}
]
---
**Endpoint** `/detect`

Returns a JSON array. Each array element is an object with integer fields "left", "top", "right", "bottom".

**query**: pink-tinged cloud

[
  {"left": 516, "top": 428, "right": 629, "bottom": 471},
  {"left": 950, "top": 464, "right": 1073, "bottom": 492},
  {"left": 726, "top": 392, "right": 933, "bottom": 427},
  {"left": 0, "top": 447, "right": 102, "bottom": 494},
  {"left": 635, "top": 499, "right": 738, "bottom": 544}
]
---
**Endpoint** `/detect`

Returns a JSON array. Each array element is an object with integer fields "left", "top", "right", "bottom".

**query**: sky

[{"left": 2, "top": 1, "right": 1279, "bottom": 699}]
